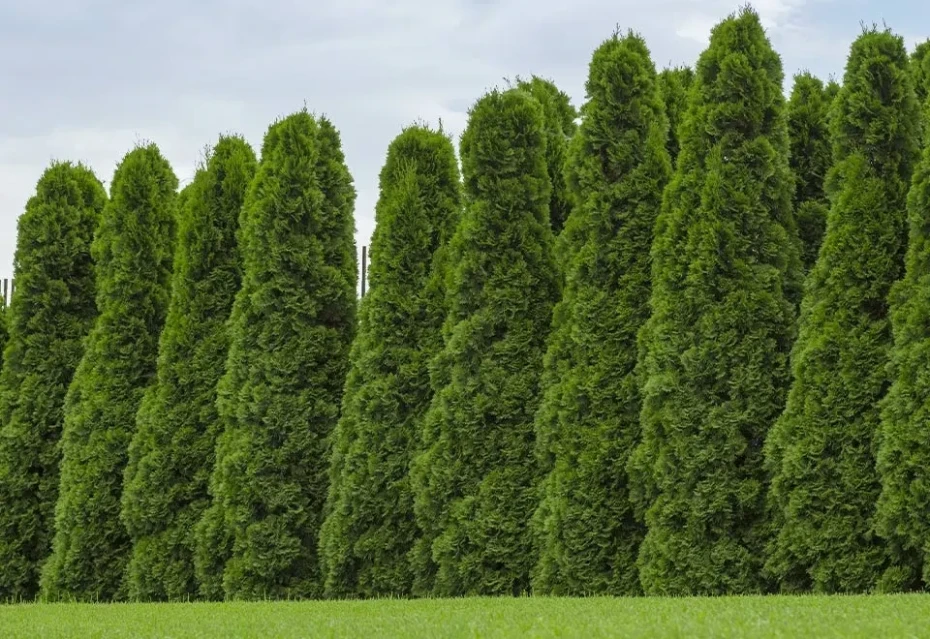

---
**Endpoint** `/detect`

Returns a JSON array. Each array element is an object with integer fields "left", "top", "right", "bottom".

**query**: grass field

[{"left": 1, "top": 595, "right": 929, "bottom": 638}]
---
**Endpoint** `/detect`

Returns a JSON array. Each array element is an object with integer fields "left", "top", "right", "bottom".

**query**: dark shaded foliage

[
  {"left": 515, "top": 76, "right": 578, "bottom": 234},
  {"left": 657, "top": 65, "right": 694, "bottom": 165},
  {"left": 788, "top": 72, "right": 836, "bottom": 271}
]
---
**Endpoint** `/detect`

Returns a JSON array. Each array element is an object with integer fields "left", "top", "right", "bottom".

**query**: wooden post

[
  {"left": 2, "top": 278, "right": 7, "bottom": 307},
  {"left": 361, "top": 246, "right": 367, "bottom": 298}
]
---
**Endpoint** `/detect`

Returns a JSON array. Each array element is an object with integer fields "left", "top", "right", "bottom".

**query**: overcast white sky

[{"left": 1, "top": 0, "right": 927, "bottom": 280}]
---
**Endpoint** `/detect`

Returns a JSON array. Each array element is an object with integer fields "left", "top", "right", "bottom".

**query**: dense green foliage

[
  {"left": 628, "top": 7, "right": 800, "bottom": 596},
  {"left": 318, "top": 124, "right": 461, "bottom": 599},
  {"left": 410, "top": 87, "right": 560, "bottom": 596},
  {"left": 873, "top": 134, "right": 930, "bottom": 591},
  {"left": 657, "top": 65, "right": 694, "bottom": 165},
  {"left": 120, "top": 136, "right": 257, "bottom": 602},
  {"left": 765, "top": 28, "right": 922, "bottom": 594},
  {"left": 0, "top": 163, "right": 105, "bottom": 602},
  {"left": 0, "top": 307, "right": 6, "bottom": 365},
  {"left": 515, "top": 76, "right": 577, "bottom": 234},
  {"left": 788, "top": 72, "right": 837, "bottom": 271},
  {"left": 39, "top": 145, "right": 178, "bottom": 602},
  {"left": 530, "top": 31, "right": 671, "bottom": 596},
  {"left": 196, "top": 110, "right": 357, "bottom": 600},
  {"left": 912, "top": 41, "right": 930, "bottom": 107}
]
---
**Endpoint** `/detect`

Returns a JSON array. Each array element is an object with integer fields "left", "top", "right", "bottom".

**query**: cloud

[{"left": 0, "top": 0, "right": 893, "bottom": 281}]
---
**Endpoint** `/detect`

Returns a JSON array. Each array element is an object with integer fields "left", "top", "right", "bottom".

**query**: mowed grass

[{"left": 1, "top": 594, "right": 929, "bottom": 638}]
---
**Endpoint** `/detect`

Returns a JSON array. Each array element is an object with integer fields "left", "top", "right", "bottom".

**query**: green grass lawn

[{"left": 1, "top": 594, "right": 928, "bottom": 638}]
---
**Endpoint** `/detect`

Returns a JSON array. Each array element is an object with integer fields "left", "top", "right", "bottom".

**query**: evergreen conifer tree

[
  {"left": 409, "top": 87, "right": 560, "bottom": 596},
  {"left": 515, "top": 76, "right": 577, "bottom": 234},
  {"left": 530, "top": 30, "right": 671, "bottom": 596},
  {"left": 39, "top": 144, "right": 178, "bottom": 601},
  {"left": 764, "top": 27, "right": 922, "bottom": 594},
  {"left": 912, "top": 41, "right": 930, "bottom": 107},
  {"left": 627, "top": 7, "right": 800, "bottom": 596},
  {"left": 874, "top": 112, "right": 930, "bottom": 592},
  {"left": 788, "top": 72, "right": 836, "bottom": 271},
  {"left": 120, "top": 135, "right": 257, "bottom": 601},
  {"left": 0, "top": 162, "right": 104, "bottom": 601},
  {"left": 318, "top": 124, "right": 461, "bottom": 598},
  {"left": 196, "top": 110, "right": 357, "bottom": 600},
  {"left": 657, "top": 65, "right": 694, "bottom": 165}
]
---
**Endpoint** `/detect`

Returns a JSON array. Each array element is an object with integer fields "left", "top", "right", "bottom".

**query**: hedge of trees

[{"left": 1, "top": 6, "right": 930, "bottom": 602}]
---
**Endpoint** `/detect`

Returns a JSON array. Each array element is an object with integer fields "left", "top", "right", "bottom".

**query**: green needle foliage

[
  {"left": 912, "top": 41, "right": 930, "bottom": 107},
  {"left": 0, "top": 162, "right": 104, "bottom": 602},
  {"left": 197, "top": 110, "right": 357, "bottom": 600},
  {"left": 39, "top": 144, "right": 178, "bottom": 602},
  {"left": 120, "top": 135, "right": 257, "bottom": 602},
  {"left": 875, "top": 130, "right": 930, "bottom": 593},
  {"left": 318, "top": 124, "right": 462, "bottom": 599},
  {"left": 515, "top": 76, "right": 577, "bottom": 234},
  {"left": 0, "top": 307, "right": 7, "bottom": 372},
  {"left": 530, "top": 30, "right": 672, "bottom": 596},
  {"left": 788, "top": 72, "right": 836, "bottom": 271},
  {"left": 657, "top": 65, "right": 694, "bottom": 165},
  {"left": 764, "top": 27, "right": 922, "bottom": 594},
  {"left": 913, "top": 41, "right": 930, "bottom": 144},
  {"left": 410, "top": 87, "right": 560, "bottom": 597},
  {"left": 628, "top": 7, "right": 800, "bottom": 596}
]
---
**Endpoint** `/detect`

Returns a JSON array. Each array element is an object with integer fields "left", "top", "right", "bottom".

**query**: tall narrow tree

[
  {"left": 515, "top": 76, "right": 577, "bottom": 234},
  {"left": 120, "top": 135, "right": 257, "bottom": 602},
  {"left": 788, "top": 72, "right": 836, "bottom": 271},
  {"left": 0, "top": 162, "right": 104, "bottom": 602},
  {"left": 627, "top": 7, "right": 800, "bottom": 596},
  {"left": 410, "top": 87, "right": 560, "bottom": 596},
  {"left": 912, "top": 40, "right": 930, "bottom": 107},
  {"left": 657, "top": 65, "right": 694, "bottom": 166},
  {"left": 530, "top": 30, "right": 671, "bottom": 596},
  {"left": 40, "top": 144, "right": 177, "bottom": 602},
  {"left": 764, "top": 27, "right": 922, "bottom": 594},
  {"left": 318, "top": 124, "right": 461, "bottom": 599},
  {"left": 197, "top": 110, "right": 357, "bottom": 600},
  {"left": 874, "top": 109, "right": 930, "bottom": 592}
]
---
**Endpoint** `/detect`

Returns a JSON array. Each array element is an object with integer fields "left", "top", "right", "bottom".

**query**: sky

[{"left": 1, "top": 0, "right": 928, "bottom": 282}]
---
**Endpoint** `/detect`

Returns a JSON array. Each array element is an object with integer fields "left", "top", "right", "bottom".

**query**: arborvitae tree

[
  {"left": 515, "top": 76, "right": 577, "bottom": 234},
  {"left": 0, "top": 162, "right": 104, "bottom": 602},
  {"left": 529, "top": 31, "right": 672, "bottom": 597},
  {"left": 119, "top": 135, "right": 257, "bottom": 602},
  {"left": 627, "top": 7, "right": 800, "bottom": 596},
  {"left": 39, "top": 144, "right": 177, "bottom": 602},
  {"left": 409, "top": 87, "right": 560, "bottom": 597},
  {"left": 912, "top": 41, "right": 930, "bottom": 107},
  {"left": 657, "top": 65, "right": 694, "bottom": 165},
  {"left": 875, "top": 117, "right": 930, "bottom": 592},
  {"left": 788, "top": 72, "right": 836, "bottom": 271},
  {"left": 913, "top": 41, "right": 930, "bottom": 145},
  {"left": 318, "top": 124, "right": 461, "bottom": 599},
  {"left": 764, "top": 27, "right": 922, "bottom": 594},
  {"left": 196, "top": 110, "right": 357, "bottom": 600}
]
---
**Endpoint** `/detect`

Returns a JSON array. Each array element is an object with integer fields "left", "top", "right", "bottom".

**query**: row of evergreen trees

[{"left": 1, "top": 6, "right": 930, "bottom": 601}]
